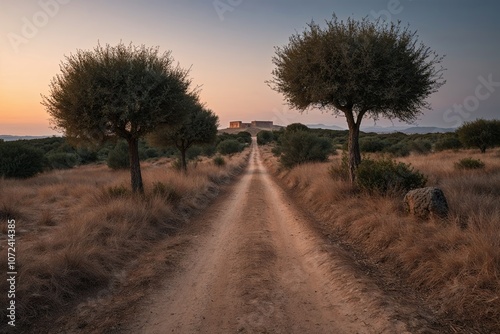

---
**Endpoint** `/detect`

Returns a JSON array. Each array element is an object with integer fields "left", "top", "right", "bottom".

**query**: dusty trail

[{"left": 127, "top": 140, "right": 438, "bottom": 333}]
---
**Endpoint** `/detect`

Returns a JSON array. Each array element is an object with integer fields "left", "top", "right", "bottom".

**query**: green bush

[
  {"left": 279, "top": 131, "right": 332, "bottom": 168},
  {"left": 218, "top": 139, "right": 244, "bottom": 155},
  {"left": 257, "top": 130, "right": 274, "bottom": 145},
  {"left": 285, "top": 123, "right": 309, "bottom": 133},
  {"left": 355, "top": 158, "right": 427, "bottom": 194},
  {"left": 145, "top": 147, "right": 160, "bottom": 158},
  {"left": 434, "top": 135, "right": 462, "bottom": 151},
  {"left": 186, "top": 145, "right": 203, "bottom": 161},
  {"left": 76, "top": 146, "right": 98, "bottom": 163},
  {"left": 454, "top": 158, "right": 485, "bottom": 170},
  {"left": 46, "top": 152, "right": 79, "bottom": 169},
  {"left": 202, "top": 144, "right": 217, "bottom": 157},
  {"left": 360, "top": 137, "right": 386, "bottom": 153},
  {"left": 0, "top": 142, "right": 45, "bottom": 178},
  {"left": 236, "top": 131, "right": 252, "bottom": 144},
  {"left": 410, "top": 139, "right": 432, "bottom": 154},
  {"left": 385, "top": 142, "right": 410, "bottom": 157},
  {"left": 271, "top": 146, "right": 282, "bottom": 157},
  {"left": 213, "top": 155, "right": 226, "bottom": 166},
  {"left": 107, "top": 141, "right": 130, "bottom": 170}
]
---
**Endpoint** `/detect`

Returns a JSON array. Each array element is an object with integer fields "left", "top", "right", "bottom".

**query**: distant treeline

[
  {"left": 258, "top": 118, "right": 500, "bottom": 157},
  {"left": 0, "top": 132, "right": 252, "bottom": 178}
]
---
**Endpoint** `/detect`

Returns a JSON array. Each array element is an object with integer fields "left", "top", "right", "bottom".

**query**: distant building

[
  {"left": 229, "top": 121, "right": 242, "bottom": 128},
  {"left": 251, "top": 121, "right": 273, "bottom": 128},
  {"left": 229, "top": 120, "right": 273, "bottom": 129}
]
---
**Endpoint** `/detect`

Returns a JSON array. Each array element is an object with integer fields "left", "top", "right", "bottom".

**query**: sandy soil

[{"left": 125, "top": 140, "right": 443, "bottom": 334}]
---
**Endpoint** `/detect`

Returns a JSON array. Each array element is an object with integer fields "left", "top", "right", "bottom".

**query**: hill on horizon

[{"left": 0, "top": 135, "right": 57, "bottom": 141}]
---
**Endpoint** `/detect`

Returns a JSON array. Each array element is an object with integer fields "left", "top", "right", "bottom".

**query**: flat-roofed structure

[{"left": 229, "top": 121, "right": 273, "bottom": 129}]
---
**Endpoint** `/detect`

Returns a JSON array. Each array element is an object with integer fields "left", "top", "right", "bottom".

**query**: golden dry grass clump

[
  {"left": 262, "top": 146, "right": 500, "bottom": 330},
  {"left": 0, "top": 152, "right": 249, "bottom": 329}
]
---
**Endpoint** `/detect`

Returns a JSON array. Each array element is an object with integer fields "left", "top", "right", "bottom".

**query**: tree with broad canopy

[
  {"left": 42, "top": 42, "right": 194, "bottom": 193},
  {"left": 147, "top": 97, "right": 219, "bottom": 172},
  {"left": 268, "top": 15, "right": 445, "bottom": 183}
]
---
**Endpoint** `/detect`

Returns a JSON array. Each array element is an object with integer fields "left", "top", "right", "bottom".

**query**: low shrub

[
  {"left": 385, "top": 142, "right": 411, "bottom": 157},
  {"left": 434, "top": 135, "right": 462, "bottom": 151},
  {"left": 218, "top": 139, "right": 244, "bottom": 155},
  {"left": 213, "top": 155, "right": 226, "bottom": 166},
  {"left": 46, "top": 152, "right": 79, "bottom": 169},
  {"left": 0, "top": 142, "right": 45, "bottom": 178},
  {"left": 360, "top": 137, "right": 386, "bottom": 153},
  {"left": 410, "top": 139, "right": 432, "bottom": 155},
  {"left": 186, "top": 146, "right": 203, "bottom": 160},
  {"left": 257, "top": 130, "right": 274, "bottom": 145},
  {"left": 355, "top": 158, "right": 427, "bottom": 194},
  {"left": 454, "top": 157, "right": 485, "bottom": 170},
  {"left": 107, "top": 142, "right": 129, "bottom": 170},
  {"left": 279, "top": 131, "right": 332, "bottom": 168}
]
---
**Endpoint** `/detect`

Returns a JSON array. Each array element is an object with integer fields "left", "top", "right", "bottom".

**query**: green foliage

[
  {"left": 107, "top": 141, "right": 130, "bottom": 170},
  {"left": 76, "top": 146, "right": 98, "bottom": 163},
  {"left": 385, "top": 142, "right": 411, "bottom": 157},
  {"left": 271, "top": 146, "right": 282, "bottom": 157},
  {"left": 42, "top": 42, "right": 194, "bottom": 193},
  {"left": 148, "top": 102, "right": 219, "bottom": 171},
  {"left": 410, "top": 139, "right": 432, "bottom": 155},
  {"left": 46, "top": 152, "right": 79, "bottom": 169},
  {"left": 454, "top": 158, "right": 485, "bottom": 170},
  {"left": 456, "top": 119, "right": 500, "bottom": 153},
  {"left": 213, "top": 155, "right": 226, "bottom": 166},
  {"left": 355, "top": 158, "right": 427, "bottom": 194},
  {"left": 235, "top": 131, "right": 252, "bottom": 144},
  {"left": 279, "top": 131, "right": 332, "bottom": 168},
  {"left": 202, "top": 144, "right": 217, "bottom": 157},
  {"left": 269, "top": 15, "right": 445, "bottom": 182},
  {"left": 257, "top": 130, "right": 275, "bottom": 145},
  {"left": 359, "top": 137, "right": 386, "bottom": 153},
  {"left": 186, "top": 145, "right": 203, "bottom": 161},
  {"left": 0, "top": 142, "right": 45, "bottom": 178},
  {"left": 145, "top": 147, "right": 160, "bottom": 159},
  {"left": 435, "top": 134, "right": 462, "bottom": 151},
  {"left": 285, "top": 123, "right": 309, "bottom": 133},
  {"left": 217, "top": 139, "right": 244, "bottom": 155}
]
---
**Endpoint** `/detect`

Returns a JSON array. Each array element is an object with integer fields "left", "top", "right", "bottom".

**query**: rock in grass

[{"left": 404, "top": 187, "right": 449, "bottom": 219}]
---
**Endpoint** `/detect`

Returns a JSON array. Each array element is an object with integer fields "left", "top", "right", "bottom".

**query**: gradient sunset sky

[{"left": 1, "top": 0, "right": 499, "bottom": 135}]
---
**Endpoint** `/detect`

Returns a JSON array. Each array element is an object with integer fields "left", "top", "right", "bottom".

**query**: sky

[{"left": 0, "top": 0, "right": 499, "bottom": 135}]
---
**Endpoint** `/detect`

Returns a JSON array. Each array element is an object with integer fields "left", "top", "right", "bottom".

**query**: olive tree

[
  {"left": 42, "top": 42, "right": 193, "bottom": 193},
  {"left": 148, "top": 97, "right": 219, "bottom": 172},
  {"left": 456, "top": 119, "right": 500, "bottom": 153},
  {"left": 269, "top": 15, "right": 445, "bottom": 183}
]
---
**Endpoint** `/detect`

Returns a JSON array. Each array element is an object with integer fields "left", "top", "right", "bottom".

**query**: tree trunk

[
  {"left": 180, "top": 147, "right": 188, "bottom": 173},
  {"left": 345, "top": 110, "right": 362, "bottom": 185},
  {"left": 127, "top": 138, "right": 144, "bottom": 194}
]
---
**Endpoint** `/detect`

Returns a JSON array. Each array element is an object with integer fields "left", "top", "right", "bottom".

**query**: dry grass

[
  {"left": 262, "top": 146, "right": 500, "bottom": 331},
  {"left": 0, "top": 153, "right": 249, "bottom": 330}
]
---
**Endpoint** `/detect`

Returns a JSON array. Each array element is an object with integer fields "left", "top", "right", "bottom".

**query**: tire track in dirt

[{"left": 126, "top": 139, "right": 439, "bottom": 333}]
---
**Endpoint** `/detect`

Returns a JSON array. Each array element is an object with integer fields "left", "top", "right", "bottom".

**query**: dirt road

[{"left": 126, "top": 140, "right": 439, "bottom": 333}]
